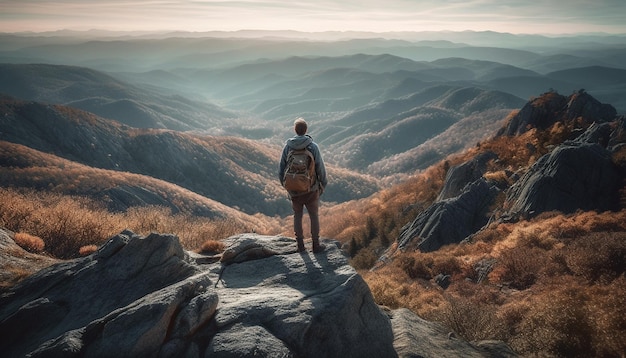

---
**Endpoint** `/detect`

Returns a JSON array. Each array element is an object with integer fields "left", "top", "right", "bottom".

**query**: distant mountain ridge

[
  {"left": 0, "top": 62, "right": 527, "bottom": 176},
  {"left": 0, "top": 63, "right": 235, "bottom": 131},
  {"left": 1, "top": 33, "right": 625, "bottom": 217},
  {"left": 0, "top": 96, "right": 379, "bottom": 216},
  {"left": 323, "top": 86, "right": 525, "bottom": 172},
  {"left": 0, "top": 141, "right": 249, "bottom": 220}
]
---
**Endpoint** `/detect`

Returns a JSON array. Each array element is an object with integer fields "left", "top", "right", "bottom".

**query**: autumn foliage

[
  {"left": 13, "top": 232, "right": 45, "bottom": 253},
  {"left": 0, "top": 188, "right": 244, "bottom": 259},
  {"left": 331, "top": 115, "right": 626, "bottom": 357},
  {"left": 363, "top": 211, "right": 626, "bottom": 357},
  {"left": 1, "top": 93, "right": 624, "bottom": 357}
]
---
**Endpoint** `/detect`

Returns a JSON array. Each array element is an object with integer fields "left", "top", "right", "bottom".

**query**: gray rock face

[
  {"left": 399, "top": 178, "right": 500, "bottom": 252},
  {"left": 395, "top": 152, "right": 501, "bottom": 254},
  {"left": 498, "top": 91, "right": 617, "bottom": 137},
  {"left": 574, "top": 121, "right": 613, "bottom": 147},
  {"left": 0, "top": 228, "right": 57, "bottom": 288},
  {"left": 498, "top": 92, "right": 568, "bottom": 136},
  {"left": 438, "top": 151, "right": 498, "bottom": 201},
  {"left": 0, "top": 231, "right": 399, "bottom": 357},
  {"left": 0, "top": 230, "right": 200, "bottom": 358},
  {"left": 564, "top": 90, "right": 617, "bottom": 123},
  {"left": 207, "top": 234, "right": 397, "bottom": 358},
  {"left": 505, "top": 142, "right": 621, "bottom": 219},
  {"left": 391, "top": 308, "right": 517, "bottom": 358}
]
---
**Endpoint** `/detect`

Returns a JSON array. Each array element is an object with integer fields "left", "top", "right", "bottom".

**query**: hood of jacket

[{"left": 286, "top": 135, "right": 313, "bottom": 150}]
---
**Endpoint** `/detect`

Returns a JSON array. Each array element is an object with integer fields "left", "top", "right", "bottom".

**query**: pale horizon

[{"left": 1, "top": 0, "right": 626, "bottom": 36}]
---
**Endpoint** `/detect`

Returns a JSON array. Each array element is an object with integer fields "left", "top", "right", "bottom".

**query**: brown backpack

[{"left": 283, "top": 148, "right": 315, "bottom": 193}]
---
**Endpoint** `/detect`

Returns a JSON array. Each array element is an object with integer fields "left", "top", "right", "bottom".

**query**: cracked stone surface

[
  {"left": 0, "top": 230, "right": 514, "bottom": 357},
  {"left": 0, "top": 231, "right": 396, "bottom": 357}
]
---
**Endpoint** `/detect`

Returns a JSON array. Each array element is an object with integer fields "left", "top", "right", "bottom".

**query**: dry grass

[
  {"left": 0, "top": 188, "right": 253, "bottom": 259},
  {"left": 13, "top": 232, "right": 45, "bottom": 253},
  {"left": 198, "top": 239, "right": 226, "bottom": 254},
  {"left": 363, "top": 209, "right": 626, "bottom": 357},
  {"left": 78, "top": 245, "right": 98, "bottom": 256},
  {"left": 337, "top": 115, "right": 626, "bottom": 356}
]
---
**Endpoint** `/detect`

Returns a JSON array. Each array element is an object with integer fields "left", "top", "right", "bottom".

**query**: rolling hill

[
  {"left": 0, "top": 140, "right": 248, "bottom": 220},
  {"left": 0, "top": 63, "right": 236, "bottom": 131},
  {"left": 0, "top": 61, "right": 529, "bottom": 177},
  {"left": 0, "top": 96, "right": 379, "bottom": 216},
  {"left": 1, "top": 31, "right": 625, "bottom": 211}
]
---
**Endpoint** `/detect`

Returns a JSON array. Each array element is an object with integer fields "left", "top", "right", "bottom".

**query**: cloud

[{"left": 0, "top": 0, "right": 625, "bottom": 33}]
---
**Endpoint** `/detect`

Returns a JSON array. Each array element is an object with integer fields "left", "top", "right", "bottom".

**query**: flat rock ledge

[{"left": 0, "top": 230, "right": 515, "bottom": 357}]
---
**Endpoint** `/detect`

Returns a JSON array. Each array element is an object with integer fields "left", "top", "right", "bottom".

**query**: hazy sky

[{"left": 1, "top": 0, "right": 626, "bottom": 34}]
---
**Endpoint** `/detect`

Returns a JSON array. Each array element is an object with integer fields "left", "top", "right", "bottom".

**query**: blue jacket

[{"left": 279, "top": 134, "right": 327, "bottom": 191}]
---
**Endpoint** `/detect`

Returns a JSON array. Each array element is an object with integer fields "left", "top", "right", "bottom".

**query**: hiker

[{"left": 279, "top": 118, "right": 328, "bottom": 253}]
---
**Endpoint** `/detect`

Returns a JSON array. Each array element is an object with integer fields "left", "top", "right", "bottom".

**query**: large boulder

[
  {"left": 438, "top": 151, "right": 498, "bottom": 201},
  {"left": 391, "top": 308, "right": 517, "bottom": 358},
  {"left": 0, "top": 230, "right": 516, "bottom": 357},
  {"left": 203, "top": 234, "right": 397, "bottom": 358},
  {"left": 0, "top": 231, "right": 398, "bottom": 357},
  {"left": 498, "top": 90, "right": 616, "bottom": 137},
  {"left": 0, "top": 230, "right": 200, "bottom": 358},
  {"left": 505, "top": 142, "right": 621, "bottom": 219},
  {"left": 398, "top": 178, "right": 500, "bottom": 252}
]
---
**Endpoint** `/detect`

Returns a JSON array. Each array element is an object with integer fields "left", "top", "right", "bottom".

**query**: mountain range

[
  {"left": 1, "top": 30, "right": 625, "bottom": 218},
  {"left": 1, "top": 30, "right": 626, "bottom": 357},
  {"left": 0, "top": 96, "right": 379, "bottom": 216}
]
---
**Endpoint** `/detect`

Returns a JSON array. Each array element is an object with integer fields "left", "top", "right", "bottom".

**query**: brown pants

[{"left": 291, "top": 190, "right": 320, "bottom": 240}]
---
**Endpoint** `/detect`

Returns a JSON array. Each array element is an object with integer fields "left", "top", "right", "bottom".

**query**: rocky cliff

[
  {"left": 392, "top": 91, "right": 625, "bottom": 255},
  {"left": 0, "top": 229, "right": 514, "bottom": 357}
]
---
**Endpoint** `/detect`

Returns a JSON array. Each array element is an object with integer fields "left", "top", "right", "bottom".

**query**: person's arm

[
  {"left": 312, "top": 144, "right": 327, "bottom": 189},
  {"left": 278, "top": 145, "right": 289, "bottom": 186}
]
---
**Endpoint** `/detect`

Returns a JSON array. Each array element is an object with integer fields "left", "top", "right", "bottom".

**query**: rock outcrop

[
  {"left": 398, "top": 177, "right": 500, "bottom": 252},
  {"left": 0, "top": 230, "right": 514, "bottom": 357},
  {"left": 437, "top": 151, "right": 498, "bottom": 201},
  {"left": 498, "top": 90, "right": 616, "bottom": 136},
  {"left": 0, "top": 228, "right": 58, "bottom": 290},
  {"left": 395, "top": 91, "right": 624, "bottom": 254},
  {"left": 504, "top": 114, "right": 624, "bottom": 220},
  {"left": 391, "top": 308, "right": 517, "bottom": 358},
  {"left": 504, "top": 142, "right": 620, "bottom": 219}
]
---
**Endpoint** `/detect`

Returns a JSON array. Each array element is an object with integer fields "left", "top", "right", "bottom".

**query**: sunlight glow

[{"left": 0, "top": 0, "right": 625, "bottom": 34}]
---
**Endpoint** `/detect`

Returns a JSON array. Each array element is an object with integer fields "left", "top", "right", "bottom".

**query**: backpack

[{"left": 283, "top": 148, "right": 316, "bottom": 193}]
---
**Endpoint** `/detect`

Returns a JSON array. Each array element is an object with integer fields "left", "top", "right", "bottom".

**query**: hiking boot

[
  {"left": 296, "top": 238, "right": 306, "bottom": 253},
  {"left": 312, "top": 239, "right": 325, "bottom": 253}
]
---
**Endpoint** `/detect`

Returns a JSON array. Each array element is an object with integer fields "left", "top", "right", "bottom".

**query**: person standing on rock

[{"left": 279, "top": 117, "right": 328, "bottom": 253}]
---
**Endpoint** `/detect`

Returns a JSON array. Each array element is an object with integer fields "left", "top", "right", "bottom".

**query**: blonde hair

[{"left": 294, "top": 117, "right": 308, "bottom": 135}]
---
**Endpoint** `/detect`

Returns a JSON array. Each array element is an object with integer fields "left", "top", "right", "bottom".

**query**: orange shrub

[
  {"left": 563, "top": 232, "right": 626, "bottom": 284},
  {"left": 396, "top": 253, "right": 434, "bottom": 280},
  {"left": 513, "top": 285, "right": 595, "bottom": 357},
  {"left": 198, "top": 239, "right": 225, "bottom": 254},
  {"left": 490, "top": 246, "right": 545, "bottom": 289},
  {"left": 434, "top": 294, "right": 503, "bottom": 342},
  {"left": 432, "top": 254, "right": 461, "bottom": 278},
  {"left": 349, "top": 247, "right": 377, "bottom": 270},
  {"left": 366, "top": 273, "right": 402, "bottom": 309},
  {"left": 14, "top": 232, "right": 45, "bottom": 253},
  {"left": 586, "top": 276, "right": 626, "bottom": 356},
  {"left": 78, "top": 245, "right": 98, "bottom": 256}
]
